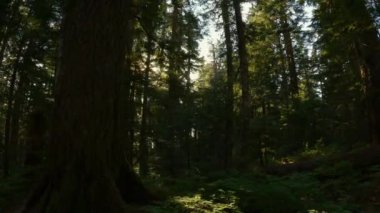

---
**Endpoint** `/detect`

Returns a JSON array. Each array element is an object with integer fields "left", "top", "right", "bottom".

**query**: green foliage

[
  {"left": 0, "top": 170, "right": 33, "bottom": 211},
  {"left": 316, "top": 161, "right": 356, "bottom": 178},
  {"left": 140, "top": 164, "right": 380, "bottom": 213}
]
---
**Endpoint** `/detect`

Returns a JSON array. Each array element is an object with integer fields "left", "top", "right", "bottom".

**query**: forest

[{"left": 0, "top": 0, "right": 380, "bottom": 212}]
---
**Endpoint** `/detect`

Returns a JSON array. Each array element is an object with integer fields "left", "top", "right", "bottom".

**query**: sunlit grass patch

[{"left": 170, "top": 193, "right": 241, "bottom": 213}]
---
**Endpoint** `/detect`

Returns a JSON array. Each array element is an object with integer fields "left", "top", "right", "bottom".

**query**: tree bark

[
  {"left": 349, "top": 0, "right": 380, "bottom": 144},
  {"left": 139, "top": 39, "right": 152, "bottom": 177},
  {"left": 21, "top": 1, "right": 151, "bottom": 211},
  {"left": 0, "top": 0, "right": 22, "bottom": 69},
  {"left": 0, "top": 0, "right": 12, "bottom": 67},
  {"left": 161, "top": 0, "right": 183, "bottom": 175},
  {"left": 279, "top": 1, "right": 298, "bottom": 96},
  {"left": 24, "top": 110, "right": 46, "bottom": 169},
  {"left": 9, "top": 65, "right": 27, "bottom": 169},
  {"left": 10, "top": 40, "right": 34, "bottom": 170},
  {"left": 127, "top": 77, "right": 136, "bottom": 165},
  {"left": 3, "top": 57, "right": 17, "bottom": 177},
  {"left": 117, "top": 7, "right": 135, "bottom": 167},
  {"left": 0, "top": 31, "right": 8, "bottom": 67},
  {"left": 232, "top": 0, "right": 251, "bottom": 167},
  {"left": 221, "top": 0, "right": 234, "bottom": 169},
  {"left": 3, "top": 38, "right": 25, "bottom": 177},
  {"left": 276, "top": 33, "right": 290, "bottom": 108}
]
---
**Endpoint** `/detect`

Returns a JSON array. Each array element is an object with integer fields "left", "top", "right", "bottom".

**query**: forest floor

[
  {"left": 140, "top": 146, "right": 380, "bottom": 212},
  {"left": 141, "top": 163, "right": 380, "bottom": 212},
  {"left": 1, "top": 151, "right": 380, "bottom": 213}
]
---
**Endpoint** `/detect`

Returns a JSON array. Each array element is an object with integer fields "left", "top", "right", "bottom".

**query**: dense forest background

[{"left": 0, "top": 0, "right": 380, "bottom": 212}]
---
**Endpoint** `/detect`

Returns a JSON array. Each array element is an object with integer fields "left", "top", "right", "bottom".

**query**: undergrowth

[
  {"left": 0, "top": 162, "right": 379, "bottom": 212},
  {"left": 0, "top": 169, "right": 33, "bottom": 212},
  {"left": 143, "top": 163, "right": 380, "bottom": 213}
]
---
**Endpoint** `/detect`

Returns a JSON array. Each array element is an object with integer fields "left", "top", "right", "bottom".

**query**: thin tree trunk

[
  {"left": 211, "top": 43, "right": 218, "bottom": 75},
  {"left": 3, "top": 39, "right": 25, "bottom": 177},
  {"left": 232, "top": 0, "right": 251, "bottom": 167},
  {"left": 221, "top": 0, "right": 234, "bottom": 169},
  {"left": 279, "top": 0, "right": 298, "bottom": 96},
  {"left": 276, "top": 33, "right": 290, "bottom": 108},
  {"left": 0, "top": 31, "right": 8, "bottom": 67},
  {"left": 3, "top": 60, "right": 17, "bottom": 177},
  {"left": 259, "top": 100, "right": 267, "bottom": 167},
  {"left": 184, "top": 15, "right": 195, "bottom": 170},
  {"left": 168, "top": 0, "right": 182, "bottom": 133},
  {"left": 118, "top": 10, "right": 135, "bottom": 166},
  {"left": 0, "top": 0, "right": 16, "bottom": 68},
  {"left": 127, "top": 78, "right": 136, "bottom": 165},
  {"left": 163, "top": 0, "right": 183, "bottom": 175},
  {"left": 10, "top": 41, "right": 33, "bottom": 169},
  {"left": 9, "top": 67, "right": 27, "bottom": 169},
  {"left": 0, "top": 0, "right": 23, "bottom": 69},
  {"left": 139, "top": 40, "right": 152, "bottom": 176}
]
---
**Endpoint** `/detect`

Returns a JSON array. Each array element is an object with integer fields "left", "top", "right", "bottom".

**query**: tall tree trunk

[
  {"left": 0, "top": 31, "right": 8, "bottom": 67},
  {"left": 21, "top": 1, "right": 151, "bottom": 211},
  {"left": 139, "top": 40, "right": 152, "bottom": 177},
  {"left": 356, "top": 40, "right": 380, "bottom": 145},
  {"left": 279, "top": 1, "right": 298, "bottom": 96},
  {"left": 3, "top": 39, "right": 25, "bottom": 177},
  {"left": 355, "top": 54, "right": 376, "bottom": 144},
  {"left": 10, "top": 40, "right": 34, "bottom": 169},
  {"left": 162, "top": 0, "right": 183, "bottom": 175},
  {"left": 118, "top": 8, "right": 135, "bottom": 166},
  {"left": 184, "top": 12, "right": 196, "bottom": 170},
  {"left": 9, "top": 66, "right": 27, "bottom": 169},
  {"left": 0, "top": 0, "right": 13, "bottom": 67},
  {"left": 127, "top": 78, "right": 136, "bottom": 165},
  {"left": 3, "top": 59, "right": 17, "bottom": 177},
  {"left": 349, "top": 0, "right": 380, "bottom": 144},
  {"left": 221, "top": 0, "right": 234, "bottom": 169},
  {"left": 211, "top": 43, "right": 218, "bottom": 75},
  {"left": 276, "top": 33, "right": 290, "bottom": 108},
  {"left": 232, "top": 0, "right": 251, "bottom": 167},
  {"left": 168, "top": 0, "right": 182, "bottom": 119},
  {"left": 259, "top": 100, "right": 267, "bottom": 167},
  {"left": 0, "top": 0, "right": 22, "bottom": 69}
]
